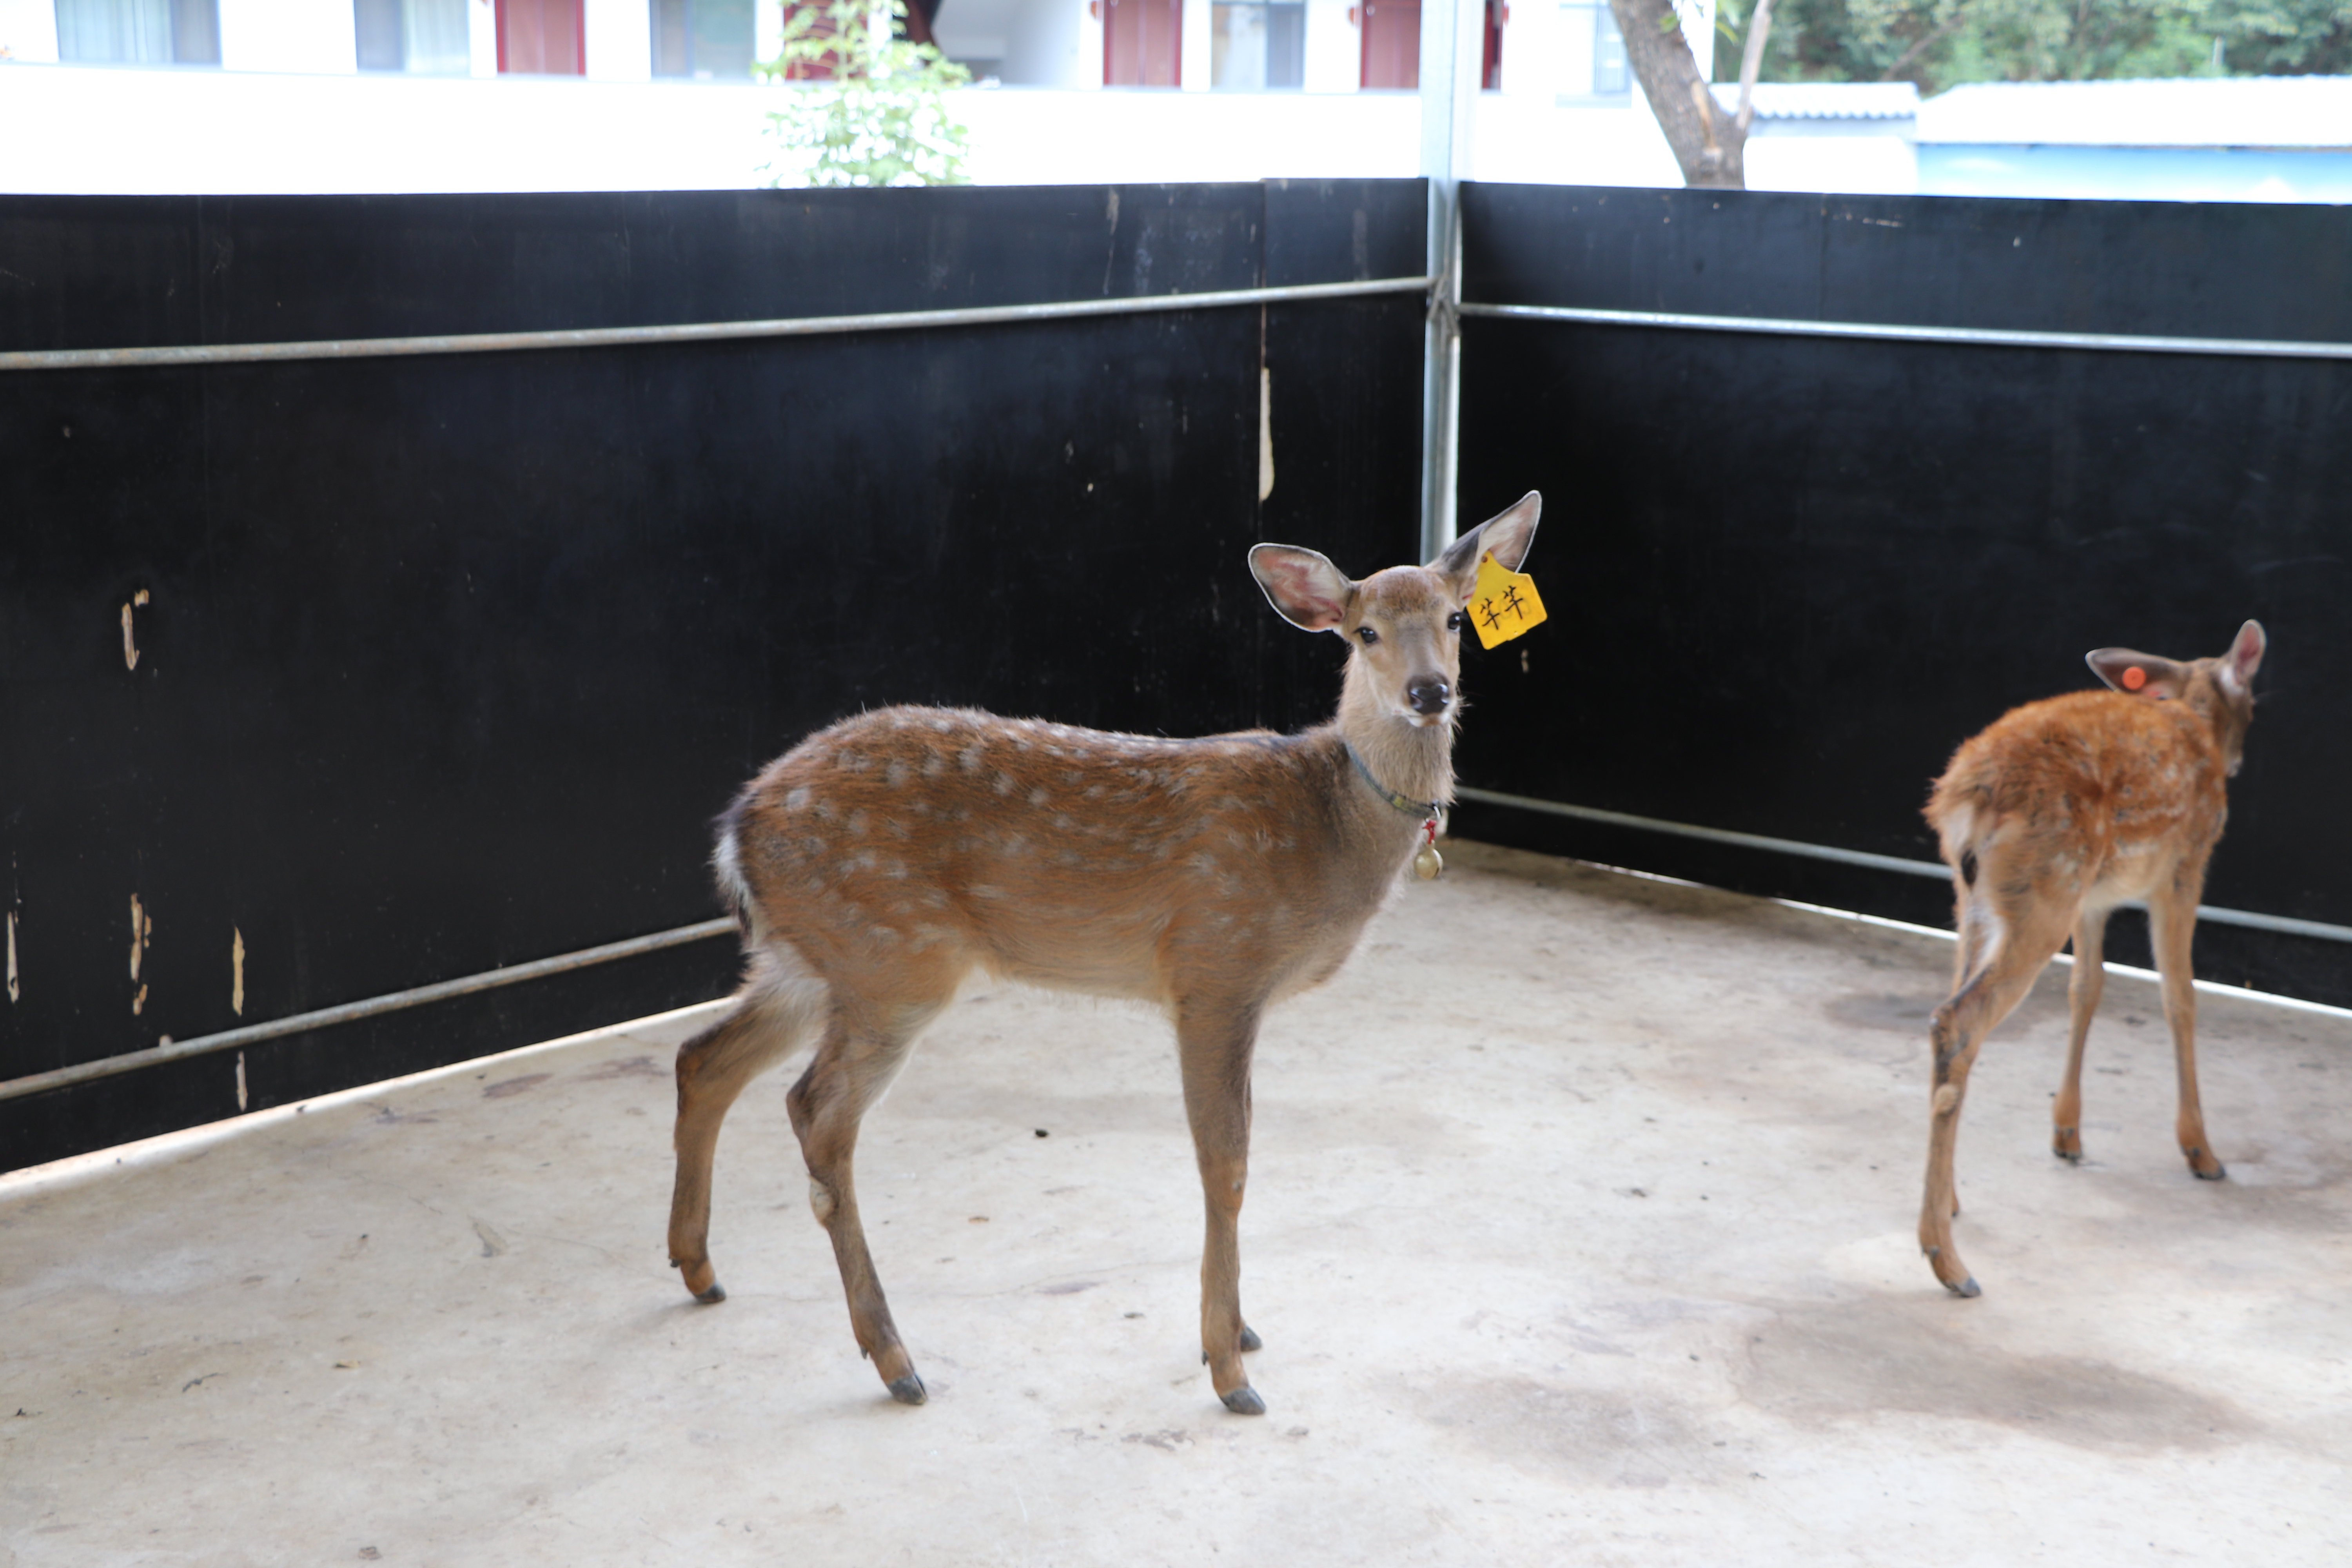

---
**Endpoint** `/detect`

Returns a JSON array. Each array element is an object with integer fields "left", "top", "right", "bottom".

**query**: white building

[{"left": 0, "top": 0, "right": 1710, "bottom": 90}]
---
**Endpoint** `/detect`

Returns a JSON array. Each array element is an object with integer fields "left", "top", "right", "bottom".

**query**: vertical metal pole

[{"left": 1417, "top": 0, "right": 1481, "bottom": 563}]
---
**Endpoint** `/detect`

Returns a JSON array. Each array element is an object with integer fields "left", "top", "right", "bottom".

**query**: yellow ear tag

[{"left": 1468, "top": 551, "right": 1547, "bottom": 651}]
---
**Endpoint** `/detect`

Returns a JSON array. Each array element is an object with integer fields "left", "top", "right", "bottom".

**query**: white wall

[
  {"left": 1178, "top": 0, "right": 1204, "bottom": 87},
  {"left": 934, "top": 0, "right": 1016, "bottom": 63},
  {"left": 0, "top": 0, "right": 61, "bottom": 62},
  {"left": 1497, "top": 0, "right": 1554, "bottom": 97},
  {"left": 0, "top": 54, "right": 1920, "bottom": 195},
  {"left": 586, "top": 0, "right": 653, "bottom": 77},
  {"left": 218, "top": 0, "right": 358, "bottom": 71},
  {"left": 469, "top": 0, "right": 498, "bottom": 74},
  {"left": 0, "top": 64, "right": 775, "bottom": 191},
  {"left": 1746, "top": 132, "right": 1915, "bottom": 194},
  {"left": 1679, "top": 0, "right": 1709, "bottom": 78},
  {"left": 960, "top": 83, "right": 1414, "bottom": 177},
  {"left": 1476, "top": 91, "right": 1679, "bottom": 185},
  {"left": 1301, "top": 0, "right": 1352, "bottom": 92},
  {"left": 1002, "top": 0, "right": 1089, "bottom": 85}
]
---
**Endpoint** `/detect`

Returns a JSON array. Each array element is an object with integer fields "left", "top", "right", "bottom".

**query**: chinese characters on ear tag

[
  {"left": 1469, "top": 550, "right": 1547, "bottom": 652},
  {"left": 1414, "top": 817, "right": 1443, "bottom": 880}
]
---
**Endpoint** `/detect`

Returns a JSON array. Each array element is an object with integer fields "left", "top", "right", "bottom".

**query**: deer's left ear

[
  {"left": 2218, "top": 620, "right": 2266, "bottom": 699},
  {"left": 1434, "top": 491, "right": 1541, "bottom": 603},
  {"left": 2087, "top": 647, "right": 2189, "bottom": 701}
]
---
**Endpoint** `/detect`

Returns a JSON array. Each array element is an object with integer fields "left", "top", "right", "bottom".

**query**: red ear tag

[{"left": 2122, "top": 666, "right": 2147, "bottom": 691}]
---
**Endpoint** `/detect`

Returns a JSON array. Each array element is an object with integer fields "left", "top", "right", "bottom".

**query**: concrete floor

[{"left": 4, "top": 840, "right": 2349, "bottom": 1566}]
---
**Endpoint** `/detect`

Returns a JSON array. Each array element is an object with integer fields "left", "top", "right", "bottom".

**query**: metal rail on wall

[
  {"left": 0, "top": 271, "right": 1437, "bottom": 1110},
  {"left": 1447, "top": 299, "right": 2352, "bottom": 950},
  {"left": 1457, "top": 301, "right": 2352, "bottom": 363},
  {"left": 14, "top": 252, "right": 2352, "bottom": 1112},
  {"left": 1452, "top": 792, "right": 2352, "bottom": 949},
  {"left": 0, "top": 920, "right": 739, "bottom": 1104},
  {"left": 0, "top": 275, "right": 1437, "bottom": 374}
]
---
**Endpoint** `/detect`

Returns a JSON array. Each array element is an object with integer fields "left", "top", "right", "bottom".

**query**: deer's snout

[{"left": 1407, "top": 676, "right": 1452, "bottom": 717}]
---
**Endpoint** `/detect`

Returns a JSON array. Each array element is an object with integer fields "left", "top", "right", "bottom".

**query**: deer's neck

[{"left": 1332, "top": 667, "right": 1455, "bottom": 818}]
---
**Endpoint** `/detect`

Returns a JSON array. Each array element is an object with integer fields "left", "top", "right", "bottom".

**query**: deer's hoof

[
  {"left": 1238, "top": 1325, "right": 1263, "bottom": 1353},
  {"left": 2189, "top": 1151, "right": 2227, "bottom": 1181},
  {"left": 887, "top": 1373, "right": 928, "bottom": 1406},
  {"left": 1946, "top": 1275, "right": 1981, "bottom": 1299},
  {"left": 694, "top": 1281, "right": 728, "bottom": 1304},
  {"left": 2053, "top": 1128, "right": 2082, "bottom": 1162},
  {"left": 1220, "top": 1385, "right": 1267, "bottom": 1417},
  {"left": 675, "top": 1258, "right": 725, "bottom": 1303}
]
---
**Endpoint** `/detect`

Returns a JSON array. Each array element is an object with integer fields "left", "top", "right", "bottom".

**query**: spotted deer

[
  {"left": 666, "top": 493, "right": 1541, "bottom": 1414},
  {"left": 1917, "top": 621, "right": 2267, "bottom": 1297}
]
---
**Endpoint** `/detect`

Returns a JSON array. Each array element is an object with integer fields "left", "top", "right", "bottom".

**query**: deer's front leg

[
  {"left": 1176, "top": 993, "right": 1266, "bottom": 1415},
  {"left": 2149, "top": 878, "right": 2225, "bottom": 1180}
]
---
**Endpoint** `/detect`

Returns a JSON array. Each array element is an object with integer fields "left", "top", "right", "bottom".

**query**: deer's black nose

[{"left": 1408, "top": 678, "right": 1451, "bottom": 716}]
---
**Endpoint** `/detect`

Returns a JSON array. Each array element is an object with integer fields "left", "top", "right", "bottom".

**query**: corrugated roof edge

[
  {"left": 1709, "top": 82, "right": 1922, "bottom": 121},
  {"left": 1915, "top": 76, "right": 2352, "bottom": 149}
]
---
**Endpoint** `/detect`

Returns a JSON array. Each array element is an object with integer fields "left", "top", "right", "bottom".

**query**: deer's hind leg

[
  {"left": 2053, "top": 907, "right": 2111, "bottom": 1163},
  {"left": 1920, "top": 874, "right": 2074, "bottom": 1298},
  {"left": 670, "top": 955, "right": 833, "bottom": 1303},
  {"left": 788, "top": 978, "right": 958, "bottom": 1407}
]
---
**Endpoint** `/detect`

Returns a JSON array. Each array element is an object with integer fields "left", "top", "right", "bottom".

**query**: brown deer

[
  {"left": 666, "top": 493, "right": 1541, "bottom": 1413},
  {"left": 1918, "top": 621, "right": 2267, "bottom": 1297}
]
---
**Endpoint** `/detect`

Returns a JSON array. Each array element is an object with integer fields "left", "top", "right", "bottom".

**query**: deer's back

[
  {"left": 722, "top": 706, "right": 1399, "bottom": 1005},
  {"left": 1928, "top": 690, "right": 2229, "bottom": 894}
]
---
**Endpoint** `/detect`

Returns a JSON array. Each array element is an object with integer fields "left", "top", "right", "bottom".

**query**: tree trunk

[{"left": 1608, "top": 0, "right": 1746, "bottom": 189}]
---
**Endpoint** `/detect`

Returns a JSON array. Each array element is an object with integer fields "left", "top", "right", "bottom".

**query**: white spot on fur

[{"left": 784, "top": 786, "right": 811, "bottom": 812}]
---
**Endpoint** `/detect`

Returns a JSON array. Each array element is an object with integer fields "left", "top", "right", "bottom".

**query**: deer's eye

[
  {"left": 1355, "top": 625, "right": 1380, "bottom": 646},
  {"left": 1446, "top": 611, "right": 1466, "bottom": 633}
]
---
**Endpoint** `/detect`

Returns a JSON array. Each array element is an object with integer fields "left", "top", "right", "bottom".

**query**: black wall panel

[
  {"left": 1454, "top": 183, "right": 2351, "bottom": 1007},
  {"left": 0, "top": 180, "right": 1429, "bottom": 1171}
]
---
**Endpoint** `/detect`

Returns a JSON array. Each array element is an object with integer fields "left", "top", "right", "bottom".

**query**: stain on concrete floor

[{"left": 3, "top": 841, "right": 2348, "bottom": 1566}]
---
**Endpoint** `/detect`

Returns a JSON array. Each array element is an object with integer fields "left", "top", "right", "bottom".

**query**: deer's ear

[
  {"left": 2218, "top": 619, "right": 2266, "bottom": 699},
  {"left": 1249, "top": 544, "right": 1355, "bottom": 632},
  {"left": 1434, "top": 491, "right": 1541, "bottom": 601},
  {"left": 2087, "top": 647, "right": 2189, "bottom": 701}
]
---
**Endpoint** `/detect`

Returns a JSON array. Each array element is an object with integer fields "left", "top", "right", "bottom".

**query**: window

[
  {"left": 1103, "top": 0, "right": 1180, "bottom": 86},
  {"left": 653, "top": 0, "right": 754, "bottom": 78},
  {"left": 54, "top": 0, "right": 218, "bottom": 64},
  {"left": 495, "top": 0, "right": 583, "bottom": 73},
  {"left": 355, "top": 0, "right": 470, "bottom": 73},
  {"left": 1210, "top": 0, "right": 1301, "bottom": 89},
  {"left": 1557, "top": 0, "right": 1626, "bottom": 98},
  {"left": 1357, "top": 0, "right": 1415, "bottom": 89}
]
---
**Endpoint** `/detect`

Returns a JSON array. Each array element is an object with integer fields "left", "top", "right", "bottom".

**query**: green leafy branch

[{"left": 759, "top": 0, "right": 973, "bottom": 189}]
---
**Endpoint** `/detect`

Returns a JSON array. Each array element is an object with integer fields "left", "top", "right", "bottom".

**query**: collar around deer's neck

[{"left": 1343, "top": 740, "right": 1440, "bottom": 820}]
